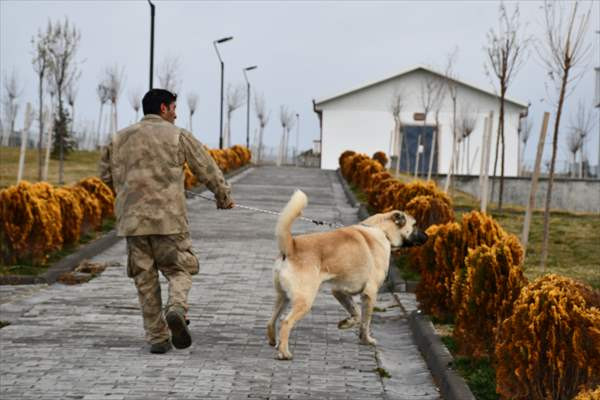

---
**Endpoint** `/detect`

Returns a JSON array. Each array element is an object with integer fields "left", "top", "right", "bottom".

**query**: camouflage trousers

[{"left": 126, "top": 232, "right": 199, "bottom": 344}]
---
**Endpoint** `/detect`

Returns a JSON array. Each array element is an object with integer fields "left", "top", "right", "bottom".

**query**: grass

[
  {"left": 440, "top": 335, "right": 498, "bottom": 400},
  {"left": 0, "top": 145, "right": 101, "bottom": 188}
]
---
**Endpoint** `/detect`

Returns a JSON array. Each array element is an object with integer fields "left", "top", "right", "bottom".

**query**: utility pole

[{"left": 243, "top": 65, "right": 257, "bottom": 149}]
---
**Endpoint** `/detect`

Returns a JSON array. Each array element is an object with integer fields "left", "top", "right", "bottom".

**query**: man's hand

[{"left": 217, "top": 199, "right": 235, "bottom": 210}]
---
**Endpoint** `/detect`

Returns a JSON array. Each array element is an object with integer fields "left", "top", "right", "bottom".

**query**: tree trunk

[
  {"left": 498, "top": 85, "right": 506, "bottom": 211},
  {"left": 96, "top": 103, "right": 104, "bottom": 149},
  {"left": 414, "top": 134, "right": 421, "bottom": 178},
  {"left": 43, "top": 113, "right": 54, "bottom": 181},
  {"left": 17, "top": 103, "right": 33, "bottom": 183},
  {"left": 480, "top": 111, "right": 494, "bottom": 212},
  {"left": 37, "top": 74, "right": 45, "bottom": 181},
  {"left": 540, "top": 68, "right": 570, "bottom": 270},
  {"left": 427, "top": 117, "right": 438, "bottom": 181},
  {"left": 522, "top": 112, "right": 550, "bottom": 257}
]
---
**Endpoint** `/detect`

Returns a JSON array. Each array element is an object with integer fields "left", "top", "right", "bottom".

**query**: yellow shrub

[
  {"left": 495, "top": 275, "right": 600, "bottom": 400},
  {"left": 54, "top": 187, "right": 84, "bottom": 245},
  {"left": 574, "top": 387, "right": 600, "bottom": 400},
  {"left": 413, "top": 222, "right": 463, "bottom": 320},
  {"left": 76, "top": 177, "right": 114, "bottom": 220},
  {"left": 404, "top": 194, "right": 455, "bottom": 230},
  {"left": 453, "top": 235, "right": 526, "bottom": 357},
  {"left": 372, "top": 151, "right": 388, "bottom": 168}
]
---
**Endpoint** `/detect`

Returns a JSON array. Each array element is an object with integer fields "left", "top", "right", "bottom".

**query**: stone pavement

[{"left": 0, "top": 166, "right": 440, "bottom": 400}]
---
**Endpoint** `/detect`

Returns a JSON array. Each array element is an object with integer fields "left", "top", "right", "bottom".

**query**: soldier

[{"left": 99, "top": 88, "right": 234, "bottom": 354}]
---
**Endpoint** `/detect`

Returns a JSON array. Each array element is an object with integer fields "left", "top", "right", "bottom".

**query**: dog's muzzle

[{"left": 403, "top": 229, "right": 428, "bottom": 247}]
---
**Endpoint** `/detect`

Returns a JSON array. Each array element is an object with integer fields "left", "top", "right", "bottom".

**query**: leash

[{"left": 185, "top": 190, "right": 345, "bottom": 229}]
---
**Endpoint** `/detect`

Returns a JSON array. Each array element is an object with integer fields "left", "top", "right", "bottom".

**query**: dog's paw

[
  {"left": 337, "top": 317, "right": 359, "bottom": 330},
  {"left": 276, "top": 350, "right": 293, "bottom": 361},
  {"left": 359, "top": 334, "right": 377, "bottom": 346},
  {"left": 267, "top": 326, "right": 277, "bottom": 346}
]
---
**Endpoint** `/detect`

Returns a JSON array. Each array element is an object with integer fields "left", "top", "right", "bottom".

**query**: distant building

[{"left": 313, "top": 65, "right": 528, "bottom": 175}]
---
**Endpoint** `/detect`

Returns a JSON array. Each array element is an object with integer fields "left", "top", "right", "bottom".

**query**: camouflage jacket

[{"left": 99, "top": 114, "right": 232, "bottom": 237}]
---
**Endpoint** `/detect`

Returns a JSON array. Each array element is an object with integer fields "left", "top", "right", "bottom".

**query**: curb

[
  {"left": 0, "top": 231, "right": 121, "bottom": 286},
  {"left": 408, "top": 311, "right": 476, "bottom": 400},
  {"left": 1, "top": 164, "right": 254, "bottom": 287}
]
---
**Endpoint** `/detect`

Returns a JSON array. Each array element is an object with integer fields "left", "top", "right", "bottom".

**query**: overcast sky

[{"left": 1, "top": 0, "right": 599, "bottom": 167}]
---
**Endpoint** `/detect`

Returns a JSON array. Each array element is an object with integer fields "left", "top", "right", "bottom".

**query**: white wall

[{"left": 317, "top": 68, "right": 525, "bottom": 175}]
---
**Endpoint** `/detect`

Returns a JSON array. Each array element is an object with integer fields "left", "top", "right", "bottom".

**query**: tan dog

[{"left": 267, "top": 190, "right": 428, "bottom": 360}]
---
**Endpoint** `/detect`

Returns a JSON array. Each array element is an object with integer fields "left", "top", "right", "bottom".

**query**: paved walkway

[{"left": 0, "top": 166, "right": 440, "bottom": 400}]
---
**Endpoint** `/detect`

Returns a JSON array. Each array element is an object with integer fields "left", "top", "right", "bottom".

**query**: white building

[{"left": 313, "top": 65, "right": 528, "bottom": 175}]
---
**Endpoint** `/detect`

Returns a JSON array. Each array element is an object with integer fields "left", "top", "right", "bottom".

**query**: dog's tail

[{"left": 276, "top": 189, "right": 307, "bottom": 257}]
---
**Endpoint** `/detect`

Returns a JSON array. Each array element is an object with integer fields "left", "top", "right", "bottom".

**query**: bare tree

[
  {"left": 254, "top": 92, "right": 270, "bottom": 163},
  {"left": 95, "top": 82, "right": 110, "bottom": 148},
  {"left": 415, "top": 74, "right": 443, "bottom": 176},
  {"left": 285, "top": 112, "right": 296, "bottom": 164},
  {"left": 278, "top": 105, "right": 294, "bottom": 166},
  {"left": 186, "top": 93, "right": 198, "bottom": 132},
  {"left": 158, "top": 56, "right": 181, "bottom": 93},
  {"left": 225, "top": 83, "right": 245, "bottom": 147},
  {"left": 518, "top": 115, "right": 533, "bottom": 175},
  {"left": 458, "top": 105, "right": 477, "bottom": 175},
  {"left": 1, "top": 69, "right": 21, "bottom": 147},
  {"left": 128, "top": 88, "right": 142, "bottom": 122},
  {"left": 46, "top": 17, "right": 81, "bottom": 184},
  {"left": 537, "top": 0, "right": 592, "bottom": 269},
  {"left": 443, "top": 49, "right": 460, "bottom": 192},
  {"left": 31, "top": 22, "right": 52, "bottom": 180},
  {"left": 104, "top": 64, "right": 126, "bottom": 140},
  {"left": 389, "top": 89, "right": 404, "bottom": 176},
  {"left": 566, "top": 126, "right": 583, "bottom": 177},
  {"left": 569, "top": 100, "right": 595, "bottom": 178},
  {"left": 484, "top": 1, "right": 529, "bottom": 210}
]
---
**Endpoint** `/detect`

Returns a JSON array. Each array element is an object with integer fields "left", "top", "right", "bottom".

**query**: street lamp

[
  {"left": 243, "top": 65, "right": 258, "bottom": 149},
  {"left": 213, "top": 36, "right": 233, "bottom": 149},
  {"left": 148, "top": 0, "right": 155, "bottom": 90}
]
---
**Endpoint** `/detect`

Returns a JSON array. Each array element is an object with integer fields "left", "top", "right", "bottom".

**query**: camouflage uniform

[{"left": 99, "top": 114, "right": 232, "bottom": 344}]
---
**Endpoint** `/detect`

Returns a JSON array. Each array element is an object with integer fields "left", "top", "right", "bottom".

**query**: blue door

[{"left": 399, "top": 125, "right": 437, "bottom": 175}]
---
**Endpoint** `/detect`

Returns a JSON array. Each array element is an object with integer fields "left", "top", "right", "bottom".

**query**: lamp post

[
  {"left": 243, "top": 65, "right": 258, "bottom": 149},
  {"left": 213, "top": 36, "right": 233, "bottom": 149},
  {"left": 148, "top": 0, "right": 155, "bottom": 90}
]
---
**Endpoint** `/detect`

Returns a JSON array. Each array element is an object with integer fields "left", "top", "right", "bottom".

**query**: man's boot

[
  {"left": 165, "top": 305, "right": 192, "bottom": 349},
  {"left": 150, "top": 339, "right": 172, "bottom": 354}
]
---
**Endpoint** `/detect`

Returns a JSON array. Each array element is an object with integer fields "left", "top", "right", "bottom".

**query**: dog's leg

[
  {"left": 277, "top": 293, "right": 315, "bottom": 361},
  {"left": 332, "top": 289, "right": 360, "bottom": 330},
  {"left": 267, "top": 289, "right": 288, "bottom": 347},
  {"left": 359, "top": 287, "right": 377, "bottom": 346}
]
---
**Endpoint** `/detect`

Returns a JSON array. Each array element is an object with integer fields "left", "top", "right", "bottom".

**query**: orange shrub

[
  {"left": 404, "top": 194, "right": 455, "bottom": 230},
  {"left": 412, "top": 211, "right": 509, "bottom": 320},
  {"left": 413, "top": 222, "right": 463, "bottom": 320},
  {"left": 54, "top": 187, "right": 84, "bottom": 245},
  {"left": 76, "top": 177, "right": 114, "bottom": 219},
  {"left": 495, "top": 275, "right": 600, "bottom": 400},
  {"left": 453, "top": 235, "right": 526, "bottom": 357},
  {"left": 0, "top": 182, "right": 37, "bottom": 260},
  {"left": 372, "top": 151, "right": 388, "bottom": 168},
  {"left": 574, "top": 387, "right": 600, "bottom": 400}
]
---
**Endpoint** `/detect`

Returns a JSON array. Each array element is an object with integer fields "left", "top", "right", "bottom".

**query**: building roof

[{"left": 314, "top": 65, "right": 528, "bottom": 109}]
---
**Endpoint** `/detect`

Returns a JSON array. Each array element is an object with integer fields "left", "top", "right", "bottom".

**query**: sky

[{"left": 1, "top": 0, "right": 599, "bottom": 168}]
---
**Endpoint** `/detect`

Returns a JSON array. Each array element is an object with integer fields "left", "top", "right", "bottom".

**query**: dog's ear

[{"left": 392, "top": 212, "right": 406, "bottom": 227}]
